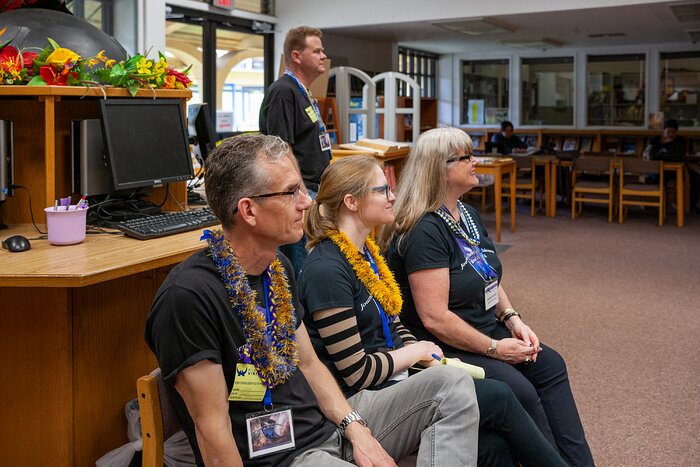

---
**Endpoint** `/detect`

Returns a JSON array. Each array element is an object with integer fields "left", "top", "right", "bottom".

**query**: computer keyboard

[{"left": 115, "top": 207, "right": 220, "bottom": 240}]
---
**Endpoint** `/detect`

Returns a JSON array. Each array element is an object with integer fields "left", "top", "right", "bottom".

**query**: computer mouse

[{"left": 2, "top": 235, "right": 31, "bottom": 253}]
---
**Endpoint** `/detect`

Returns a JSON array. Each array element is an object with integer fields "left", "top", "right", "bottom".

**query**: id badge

[
  {"left": 319, "top": 132, "right": 332, "bottom": 151},
  {"left": 305, "top": 106, "right": 318, "bottom": 123},
  {"left": 229, "top": 364, "right": 266, "bottom": 402},
  {"left": 484, "top": 279, "right": 499, "bottom": 310},
  {"left": 246, "top": 407, "right": 296, "bottom": 458}
]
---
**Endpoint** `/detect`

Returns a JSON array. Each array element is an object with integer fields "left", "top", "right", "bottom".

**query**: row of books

[{"left": 383, "top": 163, "right": 398, "bottom": 192}]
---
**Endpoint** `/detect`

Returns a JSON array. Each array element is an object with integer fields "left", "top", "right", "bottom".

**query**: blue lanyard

[
  {"left": 284, "top": 69, "right": 327, "bottom": 134},
  {"left": 364, "top": 246, "right": 394, "bottom": 349},
  {"left": 260, "top": 274, "right": 273, "bottom": 408}
]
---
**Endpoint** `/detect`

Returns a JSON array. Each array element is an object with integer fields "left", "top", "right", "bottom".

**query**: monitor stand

[{"left": 188, "top": 189, "right": 208, "bottom": 206}]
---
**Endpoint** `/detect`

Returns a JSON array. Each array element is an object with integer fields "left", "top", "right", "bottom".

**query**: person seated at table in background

[
  {"left": 648, "top": 119, "right": 687, "bottom": 162},
  {"left": 380, "top": 127, "right": 595, "bottom": 467},
  {"left": 490, "top": 121, "right": 528, "bottom": 155},
  {"left": 297, "top": 155, "right": 567, "bottom": 467},
  {"left": 145, "top": 133, "right": 480, "bottom": 467}
]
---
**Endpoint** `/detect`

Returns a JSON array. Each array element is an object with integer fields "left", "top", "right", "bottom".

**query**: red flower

[
  {"left": 22, "top": 51, "right": 37, "bottom": 68},
  {"left": 39, "top": 65, "right": 77, "bottom": 85},
  {"left": 0, "top": 45, "right": 37, "bottom": 69},
  {"left": 166, "top": 67, "right": 192, "bottom": 86}
]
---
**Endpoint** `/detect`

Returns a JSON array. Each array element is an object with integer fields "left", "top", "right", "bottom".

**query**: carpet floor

[{"left": 477, "top": 203, "right": 700, "bottom": 466}]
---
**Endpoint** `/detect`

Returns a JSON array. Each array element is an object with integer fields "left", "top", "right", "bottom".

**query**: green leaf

[
  {"left": 27, "top": 75, "right": 47, "bottom": 86},
  {"left": 0, "top": 39, "right": 12, "bottom": 51},
  {"left": 47, "top": 37, "right": 61, "bottom": 50},
  {"left": 126, "top": 82, "right": 140, "bottom": 97},
  {"left": 124, "top": 54, "right": 142, "bottom": 69}
]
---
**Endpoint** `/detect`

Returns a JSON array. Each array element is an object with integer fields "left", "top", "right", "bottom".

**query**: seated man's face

[
  {"left": 502, "top": 126, "right": 514, "bottom": 138},
  {"left": 253, "top": 154, "right": 312, "bottom": 247},
  {"left": 663, "top": 127, "right": 677, "bottom": 140}
]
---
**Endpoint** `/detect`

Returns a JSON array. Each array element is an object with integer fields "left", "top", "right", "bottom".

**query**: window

[
  {"left": 660, "top": 51, "right": 700, "bottom": 128},
  {"left": 68, "top": 0, "right": 138, "bottom": 53},
  {"left": 461, "top": 59, "right": 509, "bottom": 125},
  {"left": 521, "top": 57, "right": 574, "bottom": 126},
  {"left": 587, "top": 54, "right": 645, "bottom": 126},
  {"left": 166, "top": 6, "right": 272, "bottom": 135},
  {"left": 186, "top": 0, "right": 274, "bottom": 14},
  {"left": 398, "top": 47, "right": 437, "bottom": 98}
]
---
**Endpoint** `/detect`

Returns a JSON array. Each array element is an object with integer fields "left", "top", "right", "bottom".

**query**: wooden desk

[
  {"left": 475, "top": 158, "right": 516, "bottom": 242},
  {"left": 0, "top": 226, "right": 210, "bottom": 466}
]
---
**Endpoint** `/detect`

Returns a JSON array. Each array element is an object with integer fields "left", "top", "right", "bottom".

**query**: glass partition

[
  {"left": 660, "top": 51, "right": 700, "bottom": 128},
  {"left": 521, "top": 57, "right": 574, "bottom": 125},
  {"left": 587, "top": 54, "right": 645, "bottom": 126},
  {"left": 461, "top": 59, "right": 509, "bottom": 125}
]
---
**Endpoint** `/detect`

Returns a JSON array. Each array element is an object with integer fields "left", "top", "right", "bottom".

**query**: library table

[
  {"left": 475, "top": 158, "right": 517, "bottom": 242},
  {"left": 0, "top": 225, "right": 211, "bottom": 466}
]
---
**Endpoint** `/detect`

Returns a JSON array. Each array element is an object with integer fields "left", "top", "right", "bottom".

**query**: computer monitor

[
  {"left": 0, "top": 120, "right": 13, "bottom": 201},
  {"left": 98, "top": 99, "right": 194, "bottom": 191},
  {"left": 187, "top": 103, "right": 217, "bottom": 162}
]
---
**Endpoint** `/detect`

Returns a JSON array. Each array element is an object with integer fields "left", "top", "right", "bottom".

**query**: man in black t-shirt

[
  {"left": 260, "top": 26, "right": 332, "bottom": 273},
  {"left": 146, "top": 134, "right": 479, "bottom": 466}
]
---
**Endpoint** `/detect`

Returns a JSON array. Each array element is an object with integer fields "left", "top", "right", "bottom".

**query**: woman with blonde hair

[
  {"left": 381, "top": 127, "right": 594, "bottom": 466},
  {"left": 299, "top": 154, "right": 567, "bottom": 466}
]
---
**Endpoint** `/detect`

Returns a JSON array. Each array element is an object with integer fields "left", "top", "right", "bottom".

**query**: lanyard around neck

[
  {"left": 364, "top": 246, "right": 394, "bottom": 349},
  {"left": 284, "top": 70, "right": 327, "bottom": 134}
]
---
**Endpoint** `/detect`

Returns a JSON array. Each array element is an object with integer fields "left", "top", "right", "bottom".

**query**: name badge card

[
  {"left": 305, "top": 106, "right": 318, "bottom": 123},
  {"left": 484, "top": 280, "right": 499, "bottom": 310},
  {"left": 319, "top": 133, "right": 332, "bottom": 151},
  {"left": 246, "top": 408, "right": 296, "bottom": 458},
  {"left": 229, "top": 364, "right": 267, "bottom": 402}
]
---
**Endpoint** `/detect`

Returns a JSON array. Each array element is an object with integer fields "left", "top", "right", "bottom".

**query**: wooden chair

[
  {"left": 571, "top": 156, "right": 615, "bottom": 222},
  {"left": 618, "top": 159, "right": 665, "bottom": 226},
  {"left": 501, "top": 155, "right": 543, "bottom": 216},
  {"left": 137, "top": 368, "right": 182, "bottom": 467}
]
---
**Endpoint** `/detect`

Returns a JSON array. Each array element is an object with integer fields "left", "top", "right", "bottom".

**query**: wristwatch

[
  {"left": 338, "top": 410, "right": 368, "bottom": 437},
  {"left": 486, "top": 339, "right": 498, "bottom": 358}
]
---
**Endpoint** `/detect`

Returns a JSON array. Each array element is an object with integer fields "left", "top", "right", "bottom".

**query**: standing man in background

[{"left": 260, "top": 26, "right": 331, "bottom": 273}]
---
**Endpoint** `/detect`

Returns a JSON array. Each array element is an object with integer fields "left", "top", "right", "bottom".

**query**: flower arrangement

[
  {"left": 0, "top": 27, "right": 37, "bottom": 84},
  {"left": 0, "top": 28, "right": 193, "bottom": 95}
]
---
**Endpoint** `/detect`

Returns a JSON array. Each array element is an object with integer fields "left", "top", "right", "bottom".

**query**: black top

[
  {"left": 649, "top": 135, "right": 687, "bottom": 162},
  {"left": 259, "top": 74, "right": 332, "bottom": 191},
  {"left": 145, "top": 249, "right": 335, "bottom": 467},
  {"left": 491, "top": 133, "right": 527, "bottom": 155},
  {"left": 386, "top": 205, "right": 504, "bottom": 345},
  {"left": 299, "top": 240, "right": 404, "bottom": 396}
]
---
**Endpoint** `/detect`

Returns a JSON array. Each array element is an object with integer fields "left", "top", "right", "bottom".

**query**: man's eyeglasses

[
  {"left": 370, "top": 184, "right": 392, "bottom": 200},
  {"left": 446, "top": 154, "right": 473, "bottom": 164},
  {"left": 233, "top": 186, "right": 304, "bottom": 214}
]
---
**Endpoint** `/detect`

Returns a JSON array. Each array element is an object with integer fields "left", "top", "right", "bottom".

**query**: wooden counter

[{"left": 0, "top": 225, "right": 211, "bottom": 466}]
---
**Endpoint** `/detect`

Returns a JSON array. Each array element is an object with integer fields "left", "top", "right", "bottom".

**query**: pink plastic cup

[{"left": 44, "top": 206, "right": 88, "bottom": 245}]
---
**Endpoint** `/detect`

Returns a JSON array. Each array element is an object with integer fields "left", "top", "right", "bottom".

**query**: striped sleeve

[
  {"left": 394, "top": 316, "right": 417, "bottom": 345},
  {"left": 312, "top": 307, "right": 395, "bottom": 392}
]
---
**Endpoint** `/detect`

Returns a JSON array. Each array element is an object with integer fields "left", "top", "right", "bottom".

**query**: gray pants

[{"left": 290, "top": 366, "right": 479, "bottom": 467}]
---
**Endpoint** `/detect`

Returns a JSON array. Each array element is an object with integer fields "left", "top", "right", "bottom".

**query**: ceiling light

[
  {"left": 501, "top": 38, "right": 563, "bottom": 49},
  {"left": 433, "top": 17, "right": 516, "bottom": 36},
  {"left": 670, "top": 3, "right": 700, "bottom": 22},
  {"left": 686, "top": 29, "right": 700, "bottom": 42}
]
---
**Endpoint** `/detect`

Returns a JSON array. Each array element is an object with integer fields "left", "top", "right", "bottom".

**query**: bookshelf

[
  {"left": 377, "top": 97, "right": 437, "bottom": 142},
  {"left": 464, "top": 128, "right": 700, "bottom": 157}
]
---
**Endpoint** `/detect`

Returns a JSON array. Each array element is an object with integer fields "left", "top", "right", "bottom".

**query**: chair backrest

[
  {"left": 555, "top": 150, "right": 579, "bottom": 161},
  {"left": 581, "top": 151, "right": 617, "bottom": 157},
  {"left": 574, "top": 156, "right": 612, "bottom": 173},
  {"left": 137, "top": 368, "right": 181, "bottom": 467},
  {"left": 620, "top": 158, "right": 662, "bottom": 175},
  {"left": 513, "top": 154, "right": 534, "bottom": 170}
]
